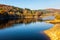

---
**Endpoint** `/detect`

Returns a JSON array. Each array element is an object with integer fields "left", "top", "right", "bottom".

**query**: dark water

[{"left": 0, "top": 18, "right": 53, "bottom": 40}]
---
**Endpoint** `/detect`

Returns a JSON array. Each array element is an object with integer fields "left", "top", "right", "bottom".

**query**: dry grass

[{"left": 44, "top": 22, "right": 60, "bottom": 40}]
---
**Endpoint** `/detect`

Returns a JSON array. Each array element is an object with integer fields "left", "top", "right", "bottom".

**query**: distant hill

[{"left": 45, "top": 8, "right": 60, "bottom": 13}]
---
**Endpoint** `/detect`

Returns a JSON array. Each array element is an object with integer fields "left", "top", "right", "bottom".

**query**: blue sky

[{"left": 0, "top": 0, "right": 60, "bottom": 9}]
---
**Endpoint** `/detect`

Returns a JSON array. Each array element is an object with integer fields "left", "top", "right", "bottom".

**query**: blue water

[{"left": 0, "top": 21, "right": 53, "bottom": 40}]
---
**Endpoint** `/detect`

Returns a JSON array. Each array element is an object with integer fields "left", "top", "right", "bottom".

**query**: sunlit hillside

[
  {"left": 44, "top": 24, "right": 60, "bottom": 40},
  {"left": 0, "top": 4, "right": 60, "bottom": 19},
  {"left": 44, "top": 12, "right": 60, "bottom": 40},
  {"left": 0, "top": 4, "right": 43, "bottom": 19}
]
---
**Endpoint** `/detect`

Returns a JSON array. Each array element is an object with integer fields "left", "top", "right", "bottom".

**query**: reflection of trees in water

[
  {"left": 0, "top": 18, "right": 42, "bottom": 29},
  {"left": 44, "top": 24, "right": 60, "bottom": 40}
]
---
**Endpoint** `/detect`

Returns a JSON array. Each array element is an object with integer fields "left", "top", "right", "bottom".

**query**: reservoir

[{"left": 0, "top": 18, "right": 54, "bottom": 40}]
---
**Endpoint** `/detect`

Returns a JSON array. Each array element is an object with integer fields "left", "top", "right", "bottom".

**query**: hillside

[
  {"left": 0, "top": 4, "right": 60, "bottom": 20},
  {"left": 45, "top": 8, "right": 60, "bottom": 13},
  {"left": 0, "top": 4, "right": 43, "bottom": 19},
  {"left": 0, "top": 4, "right": 23, "bottom": 15}
]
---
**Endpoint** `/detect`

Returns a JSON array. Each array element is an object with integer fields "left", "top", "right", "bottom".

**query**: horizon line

[{"left": 0, "top": 4, "right": 60, "bottom": 10}]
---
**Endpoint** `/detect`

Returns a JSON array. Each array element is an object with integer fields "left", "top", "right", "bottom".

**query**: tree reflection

[{"left": 0, "top": 18, "right": 42, "bottom": 29}]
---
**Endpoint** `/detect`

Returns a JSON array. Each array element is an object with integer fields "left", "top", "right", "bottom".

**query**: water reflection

[{"left": 0, "top": 18, "right": 42, "bottom": 29}]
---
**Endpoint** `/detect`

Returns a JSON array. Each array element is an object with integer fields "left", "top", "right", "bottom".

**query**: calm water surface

[{"left": 0, "top": 18, "right": 54, "bottom": 40}]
